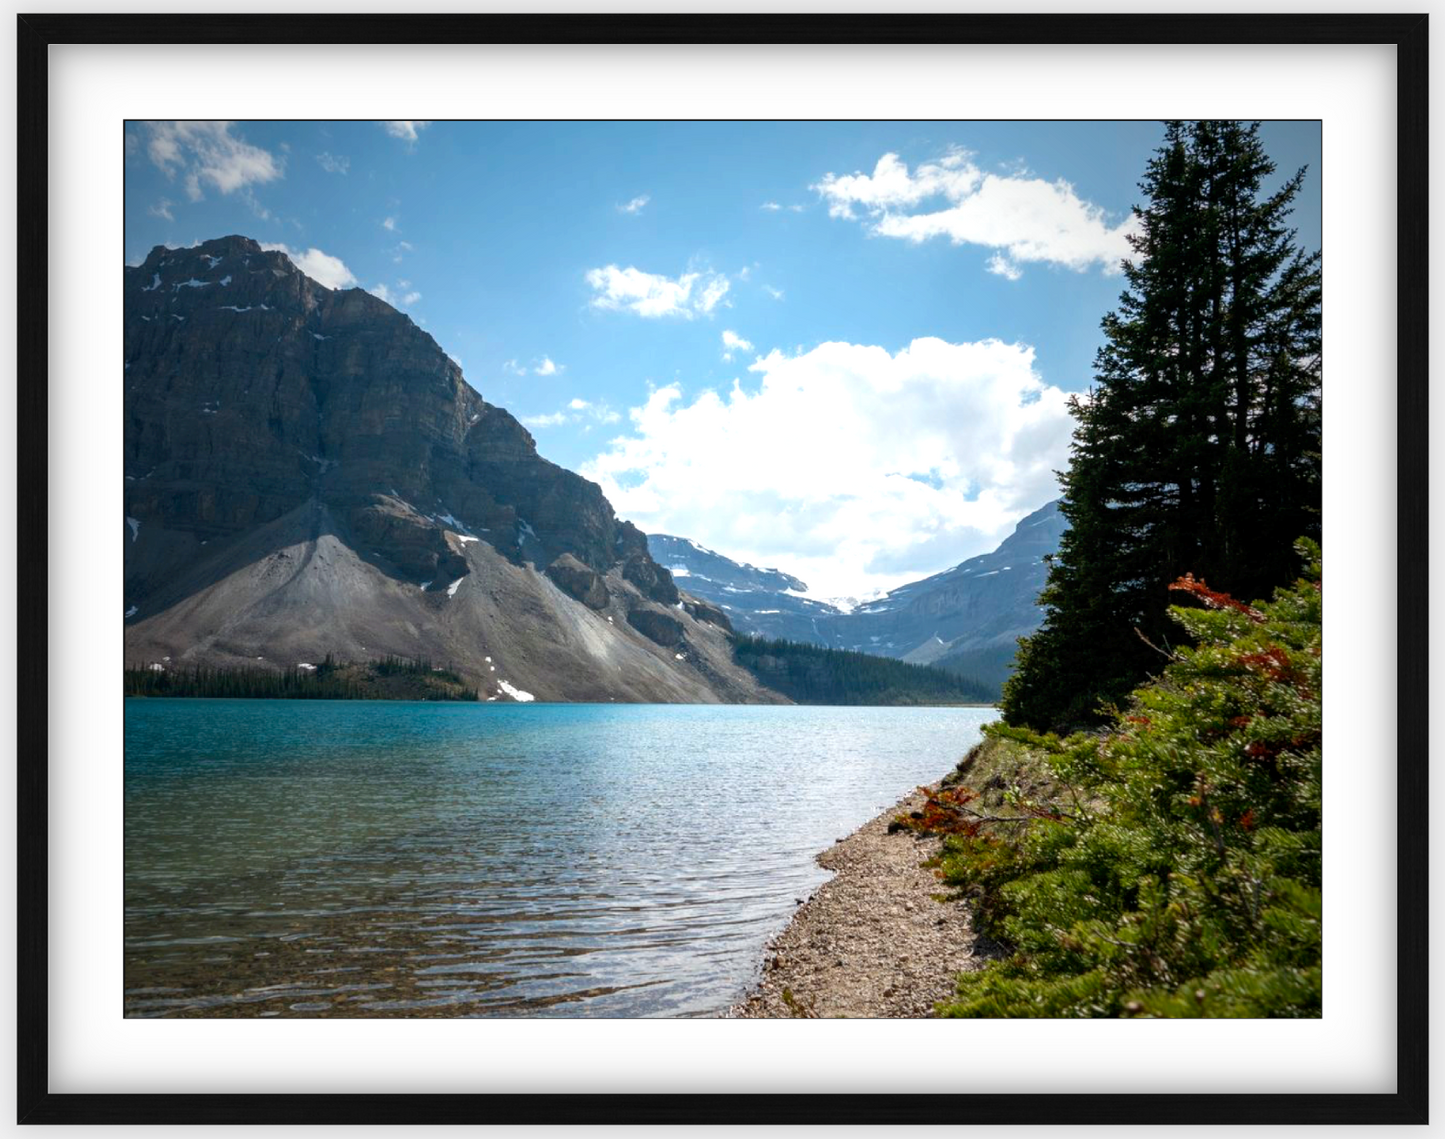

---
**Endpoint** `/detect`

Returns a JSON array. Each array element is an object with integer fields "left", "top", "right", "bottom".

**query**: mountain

[
  {"left": 646, "top": 534, "right": 845, "bottom": 643},
  {"left": 835, "top": 501, "right": 1066, "bottom": 691},
  {"left": 651, "top": 501, "right": 1067, "bottom": 696},
  {"left": 123, "top": 236, "right": 780, "bottom": 704}
]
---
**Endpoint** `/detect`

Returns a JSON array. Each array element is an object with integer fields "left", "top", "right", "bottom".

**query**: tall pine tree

[{"left": 1002, "top": 122, "right": 1321, "bottom": 730}]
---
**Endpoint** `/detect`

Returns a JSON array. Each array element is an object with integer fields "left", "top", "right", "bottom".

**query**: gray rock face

[
  {"left": 545, "top": 553, "right": 609, "bottom": 611},
  {"left": 123, "top": 235, "right": 779, "bottom": 704},
  {"left": 626, "top": 605, "right": 686, "bottom": 648},
  {"left": 680, "top": 596, "right": 732, "bottom": 632}
]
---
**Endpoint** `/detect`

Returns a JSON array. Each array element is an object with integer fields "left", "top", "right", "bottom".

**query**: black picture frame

[{"left": 17, "top": 12, "right": 1428, "bottom": 1127}]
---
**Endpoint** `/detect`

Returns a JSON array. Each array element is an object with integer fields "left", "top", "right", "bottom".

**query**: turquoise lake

[{"left": 124, "top": 700, "right": 994, "bottom": 1018}]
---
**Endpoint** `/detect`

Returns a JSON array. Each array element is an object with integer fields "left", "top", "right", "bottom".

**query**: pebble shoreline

[{"left": 729, "top": 783, "right": 993, "bottom": 1018}]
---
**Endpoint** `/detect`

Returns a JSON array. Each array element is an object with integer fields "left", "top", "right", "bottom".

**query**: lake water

[{"left": 124, "top": 700, "right": 994, "bottom": 1018}]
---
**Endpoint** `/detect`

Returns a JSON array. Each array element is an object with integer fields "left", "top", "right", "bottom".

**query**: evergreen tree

[{"left": 1002, "top": 122, "right": 1321, "bottom": 730}]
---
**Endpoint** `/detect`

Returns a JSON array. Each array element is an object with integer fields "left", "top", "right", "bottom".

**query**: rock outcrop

[
  {"left": 123, "top": 236, "right": 783, "bottom": 704},
  {"left": 545, "top": 553, "right": 609, "bottom": 611}
]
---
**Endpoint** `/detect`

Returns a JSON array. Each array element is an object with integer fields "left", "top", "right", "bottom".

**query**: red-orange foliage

[{"left": 1168, "top": 573, "right": 1266, "bottom": 623}]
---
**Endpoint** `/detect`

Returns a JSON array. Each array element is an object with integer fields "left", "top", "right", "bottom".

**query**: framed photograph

[{"left": 17, "top": 11, "right": 1427, "bottom": 1128}]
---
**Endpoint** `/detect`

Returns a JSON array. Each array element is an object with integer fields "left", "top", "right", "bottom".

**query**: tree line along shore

[{"left": 124, "top": 639, "right": 991, "bottom": 707}]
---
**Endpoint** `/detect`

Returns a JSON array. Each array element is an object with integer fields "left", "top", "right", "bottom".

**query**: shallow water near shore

[{"left": 125, "top": 700, "right": 993, "bottom": 1018}]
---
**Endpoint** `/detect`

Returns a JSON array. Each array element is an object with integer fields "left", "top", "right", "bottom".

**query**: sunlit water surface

[{"left": 124, "top": 700, "right": 993, "bottom": 1018}]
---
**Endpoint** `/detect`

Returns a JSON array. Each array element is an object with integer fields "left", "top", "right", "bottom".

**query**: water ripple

[{"left": 125, "top": 701, "right": 991, "bottom": 1017}]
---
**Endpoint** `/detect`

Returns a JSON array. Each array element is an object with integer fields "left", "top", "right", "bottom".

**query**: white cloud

[
  {"left": 814, "top": 148, "right": 1138, "bottom": 276},
  {"left": 720, "top": 329, "right": 753, "bottom": 361},
  {"left": 761, "top": 201, "right": 783, "bottom": 211},
  {"left": 503, "top": 359, "right": 528, "bottom": 376},
  {"left": 260, "top": 243, "right": 357, "bottom": 290},
  {"left": 143, "top": 121, "right": 283, "bottom": 202},
  {"left": 581, "top": 337, "right": 1071, "bottom": 596},
  {"left": 316, "top": 151, "right": 349, "bottom": 175},
  {"left": 381, "top": 121, "right": 431, "bottom": 142},
  {"left": 696, "top": 276, "right": 730, "bottom": 315},
  {"left": 987, "top": 253, "right": 1024, "bottom": 281},
  {"left": 148, "top": 198, "right": 174, "bottom": 221},
  {"left": 366, "top": 282, "right": 420, "bottom": 308},
  {"left": 534, "top": 356, "right": 563, "bottom": 376},
  {"left": 763, "top": 285, "right": 784, "bottom": 301},
  {"left": 584, "top": 264, "right": 730, "bottom": 319},
  {"left": 618, "top": 194, "right": 650, "bottom": 215},
  {"left": 524, "top": 399, "right": 621, "bottom": 430},
  {"left": 382, "top": 216, "right": 398, "bottom": 231},
  {"left": 761, "top": 201, "right": 805, "bottom": 213},
  {"left": 392, "top": 240, "right": 413, "bottom": 263}
]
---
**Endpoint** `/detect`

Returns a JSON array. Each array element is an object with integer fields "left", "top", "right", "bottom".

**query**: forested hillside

[{"left": 731, "top": 635, "right": 993, "bottom": 706}]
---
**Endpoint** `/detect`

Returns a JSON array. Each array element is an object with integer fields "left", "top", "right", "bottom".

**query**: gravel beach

[{"left": 729, "top": 783, "right": 995, "bottom": 1018}]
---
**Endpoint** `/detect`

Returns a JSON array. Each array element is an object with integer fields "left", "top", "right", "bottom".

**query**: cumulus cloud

[
  {"left": 763, "top": 285, "right": 784, "bottom": 301},
  {"left": 585, "top": 264, "right": 730, "bottom": 318},
  {"left": 814, "top": 148, "right": 1138, "bottom": 276},
  {"left": 581, "top": 337, "right": 1072, "bottom": 596},
  {"left": 523, "top": 399, "right": 620, "bottom": 430},
  {"left": 366, "top": 281, "right": 421, "bottom": 308},
  {"left": 143, "top": 121, "right": 283, "bottom": 202},
  {"left": 987, "top": 253, "right": 1024, "bottom": 281},
  {"left": 381, "top": 121, "right": 431, "bottom": 142},
  {"left": 618, "top": 194, "right": 650, "bottom": 215},
  {"left": 720, "top": 329, "right": 753, "bottom": 361},
  {"left": 316, "top": 151, "right": 349, "bottom": 175},
  {"left": 761, "top": 201, "right": 806, "bottom": 213},
  {"left": 382, "top": 216, "right": 398, "bottom": 231},
  {"left": 534, "top": 356, "right": 563, "bottom": 376},
  {"left": 148, "top": 198, "right": 174, "bottom": 221},
  {"left": 260, "top": 242, "right": 357, "bottom": 290}
]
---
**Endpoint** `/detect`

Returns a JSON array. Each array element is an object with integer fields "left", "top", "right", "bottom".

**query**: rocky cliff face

[{"left": 123, "top": 235, "right": 779, "bottom": 704}]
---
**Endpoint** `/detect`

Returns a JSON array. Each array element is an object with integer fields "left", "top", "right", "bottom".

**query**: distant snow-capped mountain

[{"left": 649, "top": 500, "right": 1067, "bottom": 696}]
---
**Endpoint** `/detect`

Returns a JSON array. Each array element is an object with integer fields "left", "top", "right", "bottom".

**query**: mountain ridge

[
  {"left": 647, "top": 500, "right": 1066, "bottom": 696},
  {"left": 123, "top": 235, "right": 779, "bottom": 704}
]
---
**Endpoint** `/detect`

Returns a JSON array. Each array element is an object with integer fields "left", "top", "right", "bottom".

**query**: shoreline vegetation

[
  {"left": 123, "top": 641, "right": 993, "bottom": 708},
  {"left": 737, "top": 549, "right": 1322, "bottom": 1018}
]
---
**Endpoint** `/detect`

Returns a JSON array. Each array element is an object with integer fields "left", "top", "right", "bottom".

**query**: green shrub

[{"left": 938, "top": 540, "right": 1321, "bottom": 1018}]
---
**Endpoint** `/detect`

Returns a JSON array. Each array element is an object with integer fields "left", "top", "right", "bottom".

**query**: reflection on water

[{"left": 125, "top": 700, "right": 992, "bottom": 1017}]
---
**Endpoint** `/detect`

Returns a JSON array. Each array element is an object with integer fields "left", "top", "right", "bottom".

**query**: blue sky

[{"left": 124, "top": 120, "right": 1321, "bottom": 597}]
